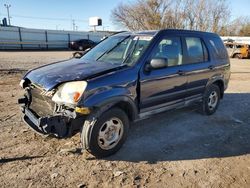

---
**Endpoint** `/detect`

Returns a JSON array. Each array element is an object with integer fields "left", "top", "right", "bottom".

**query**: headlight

[{"left": 52, "top": 81, "right": 87, "bottom": 105}]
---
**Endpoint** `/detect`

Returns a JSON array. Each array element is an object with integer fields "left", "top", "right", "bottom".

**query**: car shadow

[{"left": 100, "top": 93, "right": 250, "bottom": 163}]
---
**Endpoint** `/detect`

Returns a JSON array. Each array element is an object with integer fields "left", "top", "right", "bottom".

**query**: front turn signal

[
  {"left": 73, "top": 92, "right": 81, "bottom": 102},
  {"left": 75, "top": 107, "right": 91, "bottom": 115}
]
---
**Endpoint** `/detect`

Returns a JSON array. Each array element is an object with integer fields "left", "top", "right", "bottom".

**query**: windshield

[{"left": 81, "top": 35, "right": 153, "bottom": 65}]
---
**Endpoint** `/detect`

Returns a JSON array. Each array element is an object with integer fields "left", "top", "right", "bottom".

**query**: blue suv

[{"left": 18, "top": 29, "right": 230, "bottom": 157}]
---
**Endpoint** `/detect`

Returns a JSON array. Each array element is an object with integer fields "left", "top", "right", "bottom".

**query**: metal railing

[{"left": 0, "top": 26, "right": 108, "bottom": 50}]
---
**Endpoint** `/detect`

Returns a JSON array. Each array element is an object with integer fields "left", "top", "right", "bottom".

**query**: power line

[{"left": 0, "top": 13, "right": 88, "bottom": 22}]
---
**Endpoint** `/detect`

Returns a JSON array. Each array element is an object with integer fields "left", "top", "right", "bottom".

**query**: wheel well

[
  {"left": 114, "top": 101, "right": 137, "bottom": 121},
  {"left": 212, "top": 80, "right": 224, "bottom": 98},
  {"left": 232, "top": 53, "right": 240, "bottom": 58}
]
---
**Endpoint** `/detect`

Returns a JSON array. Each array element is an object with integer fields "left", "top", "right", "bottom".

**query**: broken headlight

[{"left": 52, "top": 81, "right": 87, "bottom": 105}]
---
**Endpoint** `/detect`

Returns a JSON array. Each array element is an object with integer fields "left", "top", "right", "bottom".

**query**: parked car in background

[
  {"left": 18, "top": 29, "right": 230, "bottom": 158},
  {"left": 225, "top": 42, "right": 250, "bottom": 59},
  {"left": 72, "top": 36, "right": 110, "bottom": 58},
  {"left": 70, "top": 39, "right": 97, "bottom": 51}
]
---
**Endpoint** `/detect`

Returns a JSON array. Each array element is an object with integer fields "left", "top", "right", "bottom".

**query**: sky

[{"left": 0, "top": 0, "right": 249, "bottom": 31}]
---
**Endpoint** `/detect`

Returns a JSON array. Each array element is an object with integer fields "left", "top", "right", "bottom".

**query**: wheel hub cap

[
  {"left": 98, "top": 118, "right": 124, "bottom": 150},
  {"left": 208, "top": 91, "right": 218, "bottom": 110}
]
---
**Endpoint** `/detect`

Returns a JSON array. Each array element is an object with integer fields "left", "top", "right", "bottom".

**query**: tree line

[{"left": 111, "top": 0, "right": 250, "bottom": 36}]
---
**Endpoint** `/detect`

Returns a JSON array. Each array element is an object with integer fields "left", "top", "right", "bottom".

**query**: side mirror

[{"left": 145, "top": 58, "right": 168, "bottom": 71}]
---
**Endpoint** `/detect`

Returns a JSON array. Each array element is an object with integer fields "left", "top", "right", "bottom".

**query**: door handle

[
  {"left": 208, "top": 65, "right": 215, "bottom": 70},
  {"left": 177, "top": 70, "right": 185, "bottom": 75}
]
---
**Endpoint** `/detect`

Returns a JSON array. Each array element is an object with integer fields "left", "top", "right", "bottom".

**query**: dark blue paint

[{"left": 24, "top": 58, "right": 124, "bottom": 90}]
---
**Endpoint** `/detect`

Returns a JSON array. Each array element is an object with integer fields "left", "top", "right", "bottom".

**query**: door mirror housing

[{"left": 145, "top": 58, "right": 168, "bottom": 71}]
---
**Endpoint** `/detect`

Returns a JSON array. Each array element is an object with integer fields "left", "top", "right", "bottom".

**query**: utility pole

[{"left": 4, "top": 4, "right": 11, "bottom": 25}]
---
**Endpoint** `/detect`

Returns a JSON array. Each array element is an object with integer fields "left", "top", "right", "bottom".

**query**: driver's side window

[{"left": 151, "top": 37, "right": 183, "bottom": 67}]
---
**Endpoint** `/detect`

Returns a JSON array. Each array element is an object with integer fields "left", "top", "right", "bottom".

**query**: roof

[
  {"left": 115, "top": 29, "right": 218, "bottom": 37},
  {"left": 115, "top": 30, "right": 159, "bottom": 36},
  {"left": 135, "top": 30, "right": 159, "bottom": 35}
]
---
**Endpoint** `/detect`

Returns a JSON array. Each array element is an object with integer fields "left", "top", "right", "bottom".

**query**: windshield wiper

[{"left": 96, "top": 35, "right": 130, "bottom": 61}]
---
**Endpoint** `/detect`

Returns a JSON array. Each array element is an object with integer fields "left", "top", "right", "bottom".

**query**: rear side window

[
  {"left": 209, "top": 37, "right": 228, "bottom": 59},
  {"left": 185, "top": 37, "right": 208, "bottom": 64}
]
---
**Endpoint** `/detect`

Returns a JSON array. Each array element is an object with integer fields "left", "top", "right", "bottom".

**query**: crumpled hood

[{"left": 24, "top": 58, "right": 122, "bottom": 90}]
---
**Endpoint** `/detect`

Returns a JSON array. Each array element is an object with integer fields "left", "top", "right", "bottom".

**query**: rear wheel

[
  {"left": 81, "top": 108, "right": 129, "bottom": 158},
  {"left": 201, "top": 84, "right": 220, "bottom": 115},
  {"left": 236, "top": 53, "right": 243, "bottom": 59}
]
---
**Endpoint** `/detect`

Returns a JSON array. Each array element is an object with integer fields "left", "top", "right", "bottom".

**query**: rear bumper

[{"left": 21, "top": 106, "right": 85, "bottom": 138}]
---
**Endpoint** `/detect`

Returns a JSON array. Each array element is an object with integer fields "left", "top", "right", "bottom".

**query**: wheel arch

[
  {"left": 232, "top": 53, "right": 241, "bottom": 58},
  {"left": 89, "top": 96, "right": 139, "bottom": 122},
  {"left": 113, "top": 100, "right": 138, "bottom": 121},
  {"left": 206, "top": 78, "right": 225, "bottom": 99}
]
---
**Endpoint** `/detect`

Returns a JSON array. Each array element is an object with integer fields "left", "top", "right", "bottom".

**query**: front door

[{"left": 139, "top": 35, "right": 187, "bottom": 113}]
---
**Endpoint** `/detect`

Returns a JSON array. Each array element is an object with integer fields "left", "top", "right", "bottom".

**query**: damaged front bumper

[{"left": 19, "top": 104, "right": 85, "bottom": 138}]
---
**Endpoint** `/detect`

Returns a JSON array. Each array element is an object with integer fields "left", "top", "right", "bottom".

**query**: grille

[{"left": 29, "top": 85, "right": 55, "bottom": 117}]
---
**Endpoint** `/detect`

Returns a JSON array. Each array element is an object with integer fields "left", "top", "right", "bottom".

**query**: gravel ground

[
  {"left": 0, "top": 51, "right": 73, "bottom": 70},
  {"left": 0, "top": 51, "right": 250, "bottom": 187}
]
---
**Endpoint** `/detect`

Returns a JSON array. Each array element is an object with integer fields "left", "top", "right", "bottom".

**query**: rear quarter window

[{"left": 208, "top": 37, "right": 228, "bottom": 59}]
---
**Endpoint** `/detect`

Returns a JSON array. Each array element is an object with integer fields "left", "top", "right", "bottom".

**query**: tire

[
  {"left": 232, "top": 53, "right": 237, "bottom": 58},
  {"left": 201, "top": 84, "right": 221, "bottom": 115},
  {"left": 78, "top": 46, "right": 83, "bottom": 51},
  {"left": 81, "top": 108, "right": 129, "bottom": 158},
  {"left": 236, "top": 54, "right": 243, "bottom": 59}
]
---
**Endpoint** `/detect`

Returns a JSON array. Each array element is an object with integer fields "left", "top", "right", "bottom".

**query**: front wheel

[
  {"left": 201, "top": 84, "right": 221, "bottom": 115},
  {"left": 81, "top": 108, "right": 129, "bottom": 158}
]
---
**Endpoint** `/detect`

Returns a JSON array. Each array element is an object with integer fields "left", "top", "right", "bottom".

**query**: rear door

[
  {"left": 139, "top": 35, "right": 187, "bottom": 112},
  {"left": 182, "top": 36, "right": 214, "bottom": 101}
]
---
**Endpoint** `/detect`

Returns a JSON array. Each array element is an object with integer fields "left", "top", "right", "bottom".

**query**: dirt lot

[
  {"left": 0, "top": 51, "right": 250, "bottom": 188},
  {"left": 0, "top": 51, "right": 74, "bottom": 70}
]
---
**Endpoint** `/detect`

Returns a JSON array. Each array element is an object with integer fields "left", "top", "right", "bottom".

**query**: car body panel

[
  {"left": 23, "top": 58, "right": 124, "bottom": 90},
  {"left": 81, "top": 66, "right": 138, "bottom": 109},
  {"left": 139, "top": 66, "right": 187, "bottom": 111}
]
